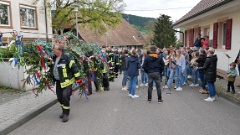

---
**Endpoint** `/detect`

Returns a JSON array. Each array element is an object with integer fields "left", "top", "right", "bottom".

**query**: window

[
  {"left": 204, "top": 27, "right": 209, "bottom": 37},
  {"left": 222, "top": 22, "right": 226, "bottom": 47},
  {"left": 0, "top": 1, "right": 11, "bottom": 26},
  {"left": 20, "top": 5, "right": 36, "bottom": 28},
  {"left": 218, "top": 21, "right": 226, "bottom": 49}
]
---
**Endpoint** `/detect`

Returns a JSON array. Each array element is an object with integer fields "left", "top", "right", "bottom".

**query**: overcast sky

[{"left": 123, "top": 0, "right": 201, "bottom": 21}]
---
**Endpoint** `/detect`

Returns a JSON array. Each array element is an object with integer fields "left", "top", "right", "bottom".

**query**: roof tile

[
  {"left": 175, "top": 0, "right": 226, "bottom": 25},
  {"left": 78, "top": 19, "right": 147, "bottom": 46}
]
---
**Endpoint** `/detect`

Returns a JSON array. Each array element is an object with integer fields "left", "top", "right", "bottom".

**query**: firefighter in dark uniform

[
  {"left": 49, "top": 44, "right": 84, "bottom": 122},
  {"left": 119, "top": 49, "right": 123, "bottom": 75},
  {"left": 101, "top": 49, "right": 110, "bottom": 91},
  {"left": 106, "top": 46, "right": 115, "bottom": 82},
  {"left": 113, "top": 48, "right": 120, "bottom": 78}
]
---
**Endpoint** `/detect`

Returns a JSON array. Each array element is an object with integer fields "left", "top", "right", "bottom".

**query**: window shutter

[
  {"left": 192, "top": 29, "right": 195, "bottom": 46},
  {"left": 225, "top": 19, "right": 232, "bottom": 50},
  {"left": 213, "top": 23, "right": 218, "bottom": 49},
  {"left": 190, "top": 29, "right": 194, "bottom": 47},
  {"left": 188, "top": 30, "right": 191, "bottom": 47},
  {"left": 185, "top": 30, "right": 187, "bottom": 47}
]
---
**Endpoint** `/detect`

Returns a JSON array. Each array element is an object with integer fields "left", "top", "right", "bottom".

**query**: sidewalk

[
  {"left": 0, "top": 89, "right": 57, "bottom": 135},
  {"left": 214, "top": 78, "right": 240, "bottom": 105}
]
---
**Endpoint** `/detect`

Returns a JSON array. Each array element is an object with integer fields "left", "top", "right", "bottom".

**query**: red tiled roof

[
  {"left": 77, "top": 19, "right": 147, "bottom": 46},
  {"left": 174, "top": 0, "right": 231, "bottom": 25}
]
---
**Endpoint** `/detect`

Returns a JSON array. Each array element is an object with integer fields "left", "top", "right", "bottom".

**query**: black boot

[
  {"left": 62, "top": 115, "right": 69, "bottom": 122},
  {"left": 59, "top": 108, "right": 64, "bottom": 118},
  {"left": 232, "top": 89, "right": 236, "bottom": 94},
  {"left": 59, "top": 113, "right": 64, "bottom": 119}
]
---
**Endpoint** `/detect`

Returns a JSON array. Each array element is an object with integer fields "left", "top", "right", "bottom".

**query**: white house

[
  {"left": 0, "top": 0, "right": 52, "bottom": 43},
  {"left": 173, "top": 0, "right": 240, "bottom": 72},
  {"left": 0, "top": 0, "right": 52, "bottom": 90}
]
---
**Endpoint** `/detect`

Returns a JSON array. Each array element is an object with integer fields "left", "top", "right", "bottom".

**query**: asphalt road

[{"left": 8, "top": 75, "right": 240, "bottom": 135}]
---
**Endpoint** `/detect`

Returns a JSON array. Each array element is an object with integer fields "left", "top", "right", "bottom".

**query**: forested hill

[
  {"left": 122, "top": 14, "right": 155, "bottom": 35},
  {"left": 122, "top": 14, "right": 155, "bottom": 27}
]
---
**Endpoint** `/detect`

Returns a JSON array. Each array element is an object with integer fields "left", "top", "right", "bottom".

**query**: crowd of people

[
  {"left": 49, "top": 42, "right": 240, "bottom": 122},
  {"left": 100, "top": 44, "right": 240, "bottom": 103}
]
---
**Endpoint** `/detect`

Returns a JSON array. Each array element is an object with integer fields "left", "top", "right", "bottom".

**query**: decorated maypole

[{"left": 0, "top": 31, "right": 107, "bottom": 97}]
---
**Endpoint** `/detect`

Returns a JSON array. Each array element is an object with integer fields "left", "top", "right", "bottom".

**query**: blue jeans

[
  {"left": 199, "top": 71, "right": 206, "bottom": 89},
  {"left": 183, "top": 67, "right": 187, "bottom": 83},
  {"left": 136, "top": 76, "right": 139, "bottom": 85},
  {"left": 122, "top": 70, "right": 128, "bottom": 86},
  {"left": 186, "top": 64, "right": 192, "bottom": 76},
  {"left": 238, "top": 65, "right": 240, "bottom": 75},
  {"left": 192, "top": 68, "right": 198, "bottom": 84},
  {"left": 167, "top": 69, "right": 176, "bottom": 87},
  {"left": 194, "top": 46, "right": 200, "bottom": 51},
  {"left": 129, "top": 76, "right": 138, "bottom": 95},
  {"left": 165, "top": 67, "right": 170, "bottom": 81},
  {"left": 175, "top": 66, "right": 184, "bottom": 88},
  {"left": 207, "top": 82, "right": 216, "bottom": 97},
  {"left": 141, "top": 70, "right": 148, "bottom": 84}
]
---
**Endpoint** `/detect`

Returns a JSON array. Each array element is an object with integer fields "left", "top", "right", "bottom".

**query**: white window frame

[
  {"left": 0, "top": 1, "right": 11, "bottom": 26},
  {"left": 204, "top": 28, "right": 210, "bottom": 37},
  {"left": 222, "top": 22, "right": 226, "bottom": 49},
  {"left": 20, "top": 5, "right": 37, "bottom": 28}
]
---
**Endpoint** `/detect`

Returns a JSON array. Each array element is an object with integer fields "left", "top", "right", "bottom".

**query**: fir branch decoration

[{"left": 0, "top": 32, "right": 106, "bottom": 97}]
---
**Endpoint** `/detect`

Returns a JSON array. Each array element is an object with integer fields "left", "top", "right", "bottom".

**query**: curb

[
  {"left": 0, "top": 99, "right": 58, "bottom": 135},
  {"left": 215, "top": 85, "right": 240, "bottom": 106}
]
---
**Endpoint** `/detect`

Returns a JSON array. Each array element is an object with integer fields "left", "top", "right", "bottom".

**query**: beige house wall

[
  {"left": 182, "top": 10, "right": 240, "bottom": 71},
  {"left": 0, "top": 0, "right": 52, "bottom": 39}
]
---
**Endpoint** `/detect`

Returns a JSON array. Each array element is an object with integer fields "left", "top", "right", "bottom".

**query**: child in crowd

[{"left": 226, "top": 62, "right": 238, "bottom": 94}]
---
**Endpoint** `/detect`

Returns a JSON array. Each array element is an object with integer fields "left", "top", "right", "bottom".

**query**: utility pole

[
  {"left": 44, "top": 0, "right": 49, "bottom": 42},
  {"left": 72, "top": 1, "right": 79, "bottom": 37}
]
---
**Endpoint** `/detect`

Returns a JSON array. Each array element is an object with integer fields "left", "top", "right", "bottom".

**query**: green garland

[{"left": 0, "top": 32, "right": 106, "bottom": 96}]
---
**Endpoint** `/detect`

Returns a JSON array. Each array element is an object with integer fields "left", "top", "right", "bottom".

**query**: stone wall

[{"left": 0, "top": 60, "right": 33, "bottom": 91}]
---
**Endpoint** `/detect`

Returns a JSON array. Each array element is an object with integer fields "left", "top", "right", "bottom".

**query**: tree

[
  {"left": 144, "top": 19, "right": 156, "bottom": 45},
  {"left": 32, "top": 0, "right": 125, "bottom": 34},
  {"left": 152, "top": 14, "right": 176, "bottom": 48}
]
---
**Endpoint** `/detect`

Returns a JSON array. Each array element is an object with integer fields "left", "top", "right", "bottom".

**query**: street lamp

[
  {"left": 105, "top": 24, "right": 108, "bottom": 47},
  {"left": 72, "top": 1, "right": 79, "bottom": 37}
]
